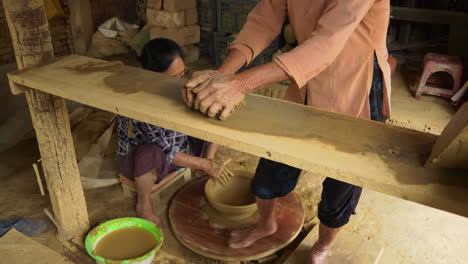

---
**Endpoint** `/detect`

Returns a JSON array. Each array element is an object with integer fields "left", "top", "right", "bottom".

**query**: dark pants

[{"left": 251, "top": 55, "right": 384, "bottom": 228}]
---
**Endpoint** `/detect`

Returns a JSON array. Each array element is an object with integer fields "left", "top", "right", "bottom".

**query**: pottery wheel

[{"left": 169, "top": 178, "right": 304, "bottom": 261}]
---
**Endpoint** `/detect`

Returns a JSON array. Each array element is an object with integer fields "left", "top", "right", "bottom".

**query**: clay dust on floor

[{"left": 2, "top": 137, "right": 468, "bottom": 264}]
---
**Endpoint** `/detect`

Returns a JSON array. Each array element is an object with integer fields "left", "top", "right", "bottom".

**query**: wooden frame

[{"left": 7, "top": 55, "right": 468, "bottom": 227}]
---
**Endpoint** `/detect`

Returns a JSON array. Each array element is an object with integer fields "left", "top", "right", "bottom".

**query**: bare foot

[
  {"left": 307, "top": 243, "right": 329, "bottom": 264},
  {"left": 228, "top": 222, "right": 277, "bottom": 249},
  {"left": 136, "top": 206, "right": 162, "bottom": 228}
]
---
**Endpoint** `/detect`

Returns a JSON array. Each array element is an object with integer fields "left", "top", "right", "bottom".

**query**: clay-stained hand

[
  {"left": 181, "top": 86, "right": 196, "bottom": 108},
  {"left": 203, "top": 159, "right": 233, "bottom": 185},
  {"left": 193, "top": 74, "right": 246, "bottom": 120},
  {"left": 183, "top": 70, "right": 219, "bottom": 108}
]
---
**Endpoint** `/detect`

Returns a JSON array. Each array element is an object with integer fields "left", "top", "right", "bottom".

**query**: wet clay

[
  {"left": 205, "top": 172, "right": 257, "bottom": 220},
  {"left": 207, "top": 174, "right": 255, "bottom": 206},
  {"left": 94, "top": 227, "right": 156, "bottom": 260}
]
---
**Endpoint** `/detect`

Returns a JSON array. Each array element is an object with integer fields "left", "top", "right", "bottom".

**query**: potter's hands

[
  {"left": 202, "top": 159, "right": 233, "bottom": 184},
  {"left": 192, "top": 74, "right": 247, "bottom": 120},
  {"left": 182, "top": 70, "right": 219, "bottom": 108}
]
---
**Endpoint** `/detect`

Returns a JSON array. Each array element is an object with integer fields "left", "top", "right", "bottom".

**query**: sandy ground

[
  {"left": 0, "top": 60, "right": 467, "bottom": 263},
  {"left": 1, "top": 139, "right": 467, "bottom": 264}
]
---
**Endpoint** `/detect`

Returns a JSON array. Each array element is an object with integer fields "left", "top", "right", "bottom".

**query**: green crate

[
  {"left": 214, "top": 32, "right": 279, "bottom": 69},
  {"left": 197, "top": 0, "right": 217, "bottom": 27},
  {"left": 216, "top": 0, "right": 259, "bottom": 33},
  {"left": 200, "top": 30, "right": 215, "bottom": 58}
]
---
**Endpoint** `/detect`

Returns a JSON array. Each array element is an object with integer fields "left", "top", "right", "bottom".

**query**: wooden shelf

[{"left": 8, "top": 55, "right": 468, "bottom": 217}]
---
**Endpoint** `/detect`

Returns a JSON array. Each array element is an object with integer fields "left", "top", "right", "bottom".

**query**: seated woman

[{"left": 117, "top": 38, "right": 220, "bottom": 226}]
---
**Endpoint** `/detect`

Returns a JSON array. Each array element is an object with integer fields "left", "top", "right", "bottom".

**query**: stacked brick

[
  {"left": 0, "top": 0, "right": 74, "bottom": 66},
  {"left": 49, "top": 0, "right": 74, "bottom": 57},
  {"left": 146, "top": 0, "right": 200, "bottom": 63},
  {"left": 55, "top": 0, "right": 75, "bottom": 56}
]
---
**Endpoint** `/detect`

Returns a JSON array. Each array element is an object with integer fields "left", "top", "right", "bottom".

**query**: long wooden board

[{"left": 7, "top": 55, "right": 468, "bottom": 217}]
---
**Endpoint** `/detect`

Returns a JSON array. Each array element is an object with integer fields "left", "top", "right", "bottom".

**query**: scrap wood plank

[
  {"left": 0, "top": 229, "right": 74, "bottom": 264},
  {"left": 284, "top": 225, "right": 384, "bottom": 264},
  {"left": 7, "top": 55, "right": 468, "bottom": 217}
]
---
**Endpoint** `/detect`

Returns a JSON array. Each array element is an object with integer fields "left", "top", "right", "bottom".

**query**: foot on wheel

[{"left": 228, "top": 223, "right": 277, "bottom": 249}]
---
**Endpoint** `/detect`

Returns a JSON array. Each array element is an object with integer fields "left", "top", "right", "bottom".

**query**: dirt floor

[
  {"left": 1, "top": 138, "right": 468, "bottom": 264},
  {"left": 0, "top": 60, "right": 467, "bottom": 263}
]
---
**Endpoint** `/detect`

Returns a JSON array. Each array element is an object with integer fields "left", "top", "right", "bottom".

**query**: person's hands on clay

[
  {"left": 182, "top": 70, "right": 219, "bottom": 108},
  {"left": 189, "top": 74, "right": 247, "bottom": 120},
  {"left": 202, "top": 159, "right": 233, "bottom": 184}
]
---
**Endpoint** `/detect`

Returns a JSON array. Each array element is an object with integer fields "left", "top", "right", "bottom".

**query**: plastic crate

[
  {"left": 197, "top": 0, "right": 217, "bottom": 27},
  {"left": 200, "top": 30, "right": 215, "bottom": 58},
  {"left": 214, "top": 32, "right": 279, "bottom": 69},
  {"left": 217, "top": 0, "right": 259, "bottom": 33}
]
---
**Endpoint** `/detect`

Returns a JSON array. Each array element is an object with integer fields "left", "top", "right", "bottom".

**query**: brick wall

[
  {"left": 50, "top": 0, "right": 74, "bottom": 57},
  {"left": 0, "top": 0, "right": 74, "bottom": 65},
  {"left": 147, "top": 0, "right": 201, "bottom": 63}
]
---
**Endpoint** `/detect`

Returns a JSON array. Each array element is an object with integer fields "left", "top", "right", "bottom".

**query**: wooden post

[
  {"left": 425, "top": 103, "right": 468, "bottom": 169},
  {"left": 69, "top": 0, "right": 94, "bottom": 55},
  {"left": 3, "top": 0, "right": 90, "bottom": 240}
]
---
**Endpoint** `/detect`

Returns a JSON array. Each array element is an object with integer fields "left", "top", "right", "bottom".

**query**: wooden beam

[
  {"left": 7, "top": 55, "right": 468, "bottom": 218},
  {"left": 69, "top": 0, "right": 94, "bottom": 55},
  {"left": 390, "top": 6, "right": 468, "bottom": 56},
  {"left": 390, "top": 6, "right": 468, "bottom": 25},
  {"left": 3, "top": 1, "right": 89, "bottom": 240},
  {"left": 426, "top": 103, "right": 468, "bottom": 169}
]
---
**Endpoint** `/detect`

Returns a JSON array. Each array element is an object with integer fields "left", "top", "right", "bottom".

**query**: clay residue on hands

[{"left": 215, "top": 99, "right": 247, "bottom": 120}]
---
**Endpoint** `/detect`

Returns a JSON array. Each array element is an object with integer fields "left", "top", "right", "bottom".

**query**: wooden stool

[
  {"left": 414, "top": 53, "right": 463, "bottom": 99},
  {"left": 121, "top": 168, "right": 192, "bottom": 201}
]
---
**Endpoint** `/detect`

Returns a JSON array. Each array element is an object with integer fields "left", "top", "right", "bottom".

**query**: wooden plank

[
  {"left": 69, "top": 0, "right": 94, "bottom": 55},
  {"left": 3, "top": 1, "right": 89, "bottom": 240},
  {"left": 285, "top": 225, "right": 384, "bottom": 264},
  {"left": 426, "top": 103, "right": 468, "bottom": 169},
  {"left": 0, "top": 229, "right": 74, "bottom": 264},
  {"left": 7, "top": 55, "right": 468, "bottom": 217}
]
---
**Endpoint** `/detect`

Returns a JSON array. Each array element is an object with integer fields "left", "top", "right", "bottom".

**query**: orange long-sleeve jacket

[{"left": 229, "top": 0, "right": 392, "bottom": 119}]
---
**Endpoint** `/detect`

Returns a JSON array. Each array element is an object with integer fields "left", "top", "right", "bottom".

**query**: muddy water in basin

[{"left": 94, "top": 227, "right": 157, "bottom": 260}]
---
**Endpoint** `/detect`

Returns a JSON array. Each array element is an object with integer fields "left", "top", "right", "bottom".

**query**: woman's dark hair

[{"left": 138, "top": 38, "right": 185, "bottom": 73}]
